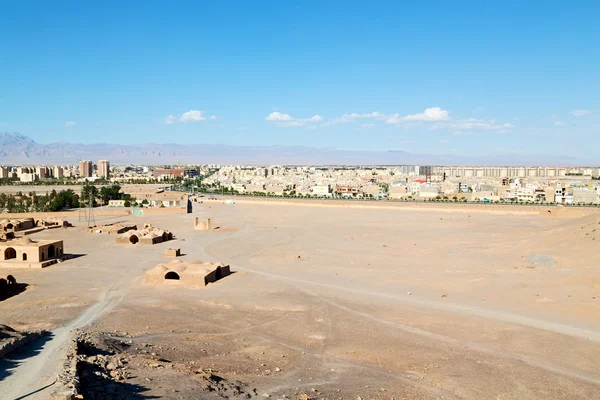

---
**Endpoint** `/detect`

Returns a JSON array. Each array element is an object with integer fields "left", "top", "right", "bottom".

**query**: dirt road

[{"left": 0, "top": 265, "right": 134, "bottom": 399}]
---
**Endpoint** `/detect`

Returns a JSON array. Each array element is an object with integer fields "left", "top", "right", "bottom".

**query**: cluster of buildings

[
  {"left": 0, "top": 217, "right": 69, "bottom": 268},
  {"left": 0, "top": 160, "right": 111, "bottom": 182},
  {"left": 200, "top": 165, "right": 600, "bottom": 205},
  {"left": 79, "top": 160, "right": 110, "bottom": 179},
  {"left": 2, "top": 161, "right": 600, "bottom": 205},
  {"left": 442, "top": 166, "right": 600, "bottom": 178},
  {"left": 1, "top": 165, "right": 73, "bottom": 182}
]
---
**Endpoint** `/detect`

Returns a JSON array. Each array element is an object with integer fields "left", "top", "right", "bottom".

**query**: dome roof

[{"left": 17, "top": 237, "right": 33, "bottom": 245}]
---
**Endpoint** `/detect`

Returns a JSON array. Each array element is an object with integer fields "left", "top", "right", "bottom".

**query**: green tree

[
  {"left": 99, "top": 184, "right": 122, "bottom": 205},
  {"left": 80, "top": 181, "right": 98, "bottom": 207},
  {"left": 6, "top": 197, "right": 17, "bottom": 213},
  {"left": 48, "top": 189, "right": 79, "bottom": 211}
]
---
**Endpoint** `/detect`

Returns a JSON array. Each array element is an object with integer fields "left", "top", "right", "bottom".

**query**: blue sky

[{"left": 0, "top": 1, "right": 599, "bottom": 157}]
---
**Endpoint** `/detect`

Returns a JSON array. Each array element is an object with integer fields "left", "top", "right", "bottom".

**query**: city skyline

[{"left": 1, "top": 1, "right": 599, "bottom": 158}]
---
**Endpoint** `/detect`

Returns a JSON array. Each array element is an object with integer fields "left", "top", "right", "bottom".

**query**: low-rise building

[
  {"left": 0, "top": 237, "right": 65, "bottom": 267},
  {"left": 335, "top": 185, "right": 360, "bottom": 197},
  {"left": 311, "top": 184, "right": 332, "bottom": 197},
  {"left": 572, "top": 187, "right": 598, "bottom": 204},
  {"left": 418, "top": 185, "right": 441, "bottom": 198}
]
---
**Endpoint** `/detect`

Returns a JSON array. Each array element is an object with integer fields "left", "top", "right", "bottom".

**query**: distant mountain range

[{"left": 0, "top": 132, "right": 595, "bottom": 166}]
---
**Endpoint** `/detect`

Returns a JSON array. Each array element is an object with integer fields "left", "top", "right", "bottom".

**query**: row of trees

[
  {"left": 0, "top": 189, "right": 79, "bottom": 212},
  {"left": 81, "top": 182, "right": 131, "bottom": 207},
  {"left": 0, "top": 177, "right": 80, "bottom": 186},
  {"left": 0, "top": 182, "right": 129, "bottom": 213}
]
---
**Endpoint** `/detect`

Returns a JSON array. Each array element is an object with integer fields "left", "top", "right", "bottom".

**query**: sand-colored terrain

[{"left": 0, "top": 200, "right": 599, "bottom": 399}]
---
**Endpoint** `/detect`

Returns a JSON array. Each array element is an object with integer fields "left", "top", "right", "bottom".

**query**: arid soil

[{"left": 0, "top": 200, "right": 599, "bottom": 399}]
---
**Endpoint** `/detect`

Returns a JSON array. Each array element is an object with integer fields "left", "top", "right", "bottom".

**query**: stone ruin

[
  {"left": 194, "top": 217, "right": 218, "bottom": 231},
  {"left": 35, "top": 217, "right": 72, "bottom": 229},
  {"left": 0, "top": 217, "right": 71, "bottom": 234},
  {"left": 0, "top": 218, "right": 35, "bottom": 233},
  {"left": 165, "top": 248, "right": 181, "bottom": 258},
  {"left": 116, "top": 223, "right": 174, "bottom": 245},
  {"left": 145, "top": 259, "right": 231, "bottom": 286},
  {"left": 87, "top": 222, "right": 137, "bottom": 235}
]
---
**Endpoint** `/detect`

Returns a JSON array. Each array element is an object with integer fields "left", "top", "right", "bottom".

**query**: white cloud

[
  {"left": 386, "top": 108, "right": 513, "bottom": 133},
  {"left": 343, "top": 112, "right": 385, "bottom": 122},
  {"left": 415, "top": 118, "right": 513, "bottom": 135},
  {"left": 554, "top": 121, "right": 566, "bottom": 126},
  {"left": 65, "top": 121, "right": 76, "bottom": 127},
  {"left": 322, "top": 112, "right": 387, "bottom": 126},
  {"left": 445, "top": 118, "right": 513, "bottom": 132},
  {"left": 270, "top": 107, "right": 512, "bottom": 133},
  {"left": 285, "top": 121, "right": 305, "bottom": 127},
  {"left": 266, "top": 112, "right": 293, "bottom": 121},
  {"left": 165, "top": 110, "right": 213, "bottom": 124},
  {"left": 440, "top": 139, "right": 449, "bottom": 143},
  {"left": 571, "top": 109, "right": 592, "bottom": 117},
  {"left": 266, "top": 111, "right": 322, "bottom": 127},
  {"left": 180, "top": 110, "right": 206, "bottom": 122},
  {"left": 403, "top": 107, "right": 450, "bottom": 122},
  {"left": 330, "top": 108, "right": 450, "bottom": 125}
]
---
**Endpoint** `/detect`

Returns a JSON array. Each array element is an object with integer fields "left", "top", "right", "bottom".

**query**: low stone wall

[
  {"left": 141, "top": 207, "right": 188, "bottom": 215},
  {"left": 0, "top": 329, "right": 49, "bottom": 358},
  {"left": 50, "top": 331, "right": 82, "bottom": 400}
]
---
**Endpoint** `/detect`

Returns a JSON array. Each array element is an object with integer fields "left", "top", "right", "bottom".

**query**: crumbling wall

[
  {"left": 0, "top": 329, "right": 49, "bottom": 358},
  {"left": 50, "top": 334, "right": 80, "bottom": 400}
]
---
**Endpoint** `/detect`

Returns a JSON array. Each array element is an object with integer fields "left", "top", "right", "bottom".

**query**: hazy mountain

[{"left": 0, "top": 132, "right": 595, "bottom": 166}]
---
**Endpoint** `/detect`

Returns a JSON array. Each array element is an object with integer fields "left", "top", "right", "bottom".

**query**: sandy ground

[{"left": 0, "top": 201, "right": 599, "bottom": 399}]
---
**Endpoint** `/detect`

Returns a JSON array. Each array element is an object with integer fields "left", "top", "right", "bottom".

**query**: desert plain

[{"left": 1, "top": 199, "right": 599, "bottom": 399}]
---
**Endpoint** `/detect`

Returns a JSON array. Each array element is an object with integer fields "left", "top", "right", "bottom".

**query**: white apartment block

[{"left": 443, "top": 167, "right": 567, "bottom": 178}]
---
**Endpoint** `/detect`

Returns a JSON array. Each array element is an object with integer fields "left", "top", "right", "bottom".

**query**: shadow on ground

[
  {"left": 0, "top": 331, "right": 53, "bottom": 383},
  {"left": 79, "top": 336, "right": 159, "bottom": 400},
  {"left": 80, "top": 361, "right": 160, "bottom": 400},
  {"left": 0, "top": 282, "right": 28, "bottom": 302},
  {"left": 69, "top": 253, "right": 87, "bottom": 260}
]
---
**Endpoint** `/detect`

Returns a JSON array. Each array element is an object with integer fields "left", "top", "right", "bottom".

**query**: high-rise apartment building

[
  {"left": 53, "top": 166, "right": 64, "bottom": 179},
  {"left": 79, "top": 160, "right": 93, "bottom": 178},
  {"left": 36, "top": 166, "right": 48, "bottom": 179},
  {"left": 98, "top": 160, "right": 110, "bottom": 179},
  {"left": 0, "top": 166, "right": 8, "bottom": 179}
]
